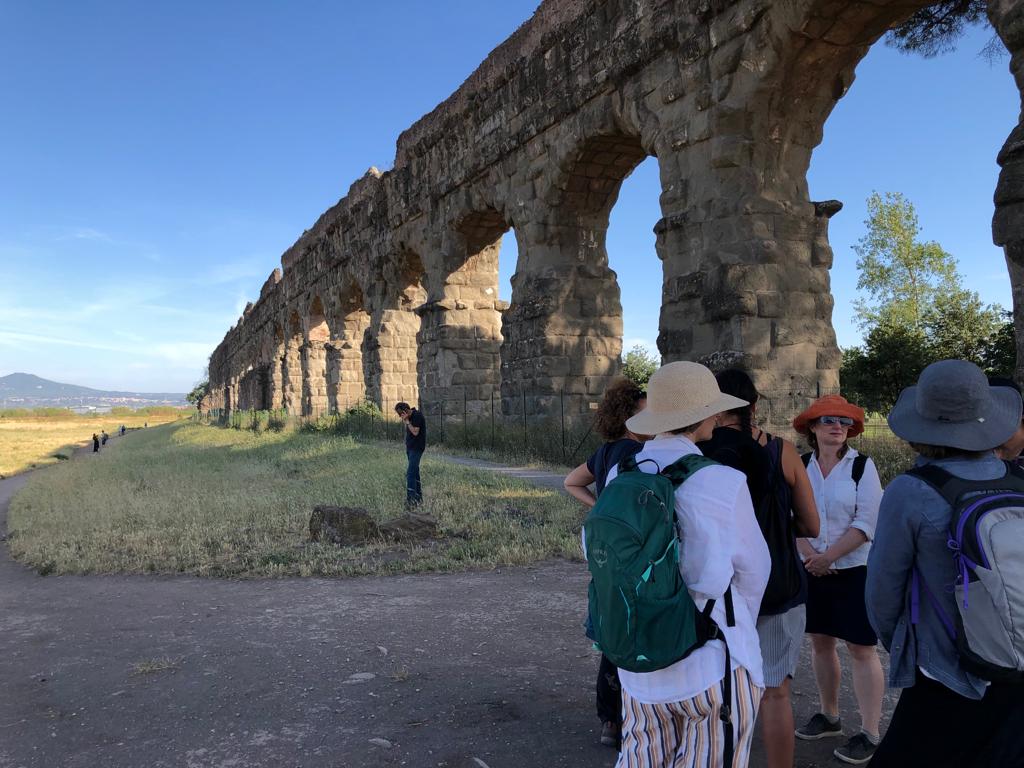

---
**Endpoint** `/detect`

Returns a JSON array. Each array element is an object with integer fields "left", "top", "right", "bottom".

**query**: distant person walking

[
  {"left": 92, "top": 433, "right": 100, "bottom": 453},
  {"left": 395, "top": 402, "right": 426, "bottom": 507},
  {"left": 101, "top": 430, "right": 108, "bottom": 446},
  {"left": 119, "top": 425, "right": 126, "bottom": 437}
]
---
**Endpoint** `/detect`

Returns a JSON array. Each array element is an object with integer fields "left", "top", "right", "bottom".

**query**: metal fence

[{"left": 197, "top": 384, "right": 896, "bottom": 468}]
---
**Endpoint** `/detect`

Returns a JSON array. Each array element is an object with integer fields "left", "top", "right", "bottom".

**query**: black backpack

[{"left": 756, "top": 438, "right": 804, "bottom": 615}]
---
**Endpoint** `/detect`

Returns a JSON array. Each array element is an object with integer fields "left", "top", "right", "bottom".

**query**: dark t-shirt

[
  {"left": 586, "top": 438, "right": 642, "bottom": 496},
  {"left": 697, "top": 427, "right": 772, "bottom": 506},
  {"left": 405, "top": 409, "right": 426, "bottom": 452}
]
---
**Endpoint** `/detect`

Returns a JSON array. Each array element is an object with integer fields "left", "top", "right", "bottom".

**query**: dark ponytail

[{"left": 715, "top": 369, "right": 759, "bottom": 434}]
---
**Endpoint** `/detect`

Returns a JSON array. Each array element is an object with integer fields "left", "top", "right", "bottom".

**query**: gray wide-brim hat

[
  {"left": 887, "top": 359, "right": 1023, "bottom": 451},
  {"left": 626, "top": 361, "right": 748, "bottom": 436}
]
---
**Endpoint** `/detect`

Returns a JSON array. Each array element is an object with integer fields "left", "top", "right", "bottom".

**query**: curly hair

[{"left": 593, "top": 378, "right": 646, "bottom": 441}]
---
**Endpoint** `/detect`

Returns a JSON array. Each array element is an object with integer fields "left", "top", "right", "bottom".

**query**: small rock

[
  {"left": 309, "top": 506, "right": 379, "bottom": 545},
  {"left": 378, "top": 512, "right": 439, "bottom": 541},
  {"left": 368, "top": 738, "right": 393, "bottom": 749},
  {"left": 344, "top": 672, "right": 376, "bottom": 684}
]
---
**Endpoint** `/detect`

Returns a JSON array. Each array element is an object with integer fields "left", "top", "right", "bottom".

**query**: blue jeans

[{"left": 405, "top": 449, "right": 423, "bottom": 505}]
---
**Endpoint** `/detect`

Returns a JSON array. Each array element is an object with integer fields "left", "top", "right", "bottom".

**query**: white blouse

[{"left": 804, "top": 447, "right": 882, "bottom": 569}]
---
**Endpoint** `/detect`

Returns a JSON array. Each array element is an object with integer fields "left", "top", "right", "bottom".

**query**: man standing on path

[{"left": 395, "top": 402, "right": 426, "bottom": 507}]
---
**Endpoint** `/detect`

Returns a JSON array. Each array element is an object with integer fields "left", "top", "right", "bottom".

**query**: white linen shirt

[
  {"left": 601, "top": 435, "right": 771, "bottom": 704},
  {"left": 804, "top": 447, "right": 882, "bottom": 569}
]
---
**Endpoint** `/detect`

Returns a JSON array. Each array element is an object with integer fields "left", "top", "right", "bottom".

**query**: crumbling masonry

[{"left": 208, "top": 0, "right": 1024, "bottom": 419}]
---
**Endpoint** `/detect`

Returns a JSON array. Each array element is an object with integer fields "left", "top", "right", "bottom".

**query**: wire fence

[{"left": 197, "top": 385, "right": 898, "bottom": 469}]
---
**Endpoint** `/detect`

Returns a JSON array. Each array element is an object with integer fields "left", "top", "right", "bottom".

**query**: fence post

[
  {"left": 464, "top": 388, "right": 468, "bottom": 445},
  {"left": 522, "top": 386, "right": 527, "bottom": 451},
  {"left": 440, "top": 400, "right": 445, "bottom": 443},
  {"left": 560, "top": 389, "right": 565, "bottom": 461},
  {"left": 491, "top": 390, "right": 495, "bottom": 450}
]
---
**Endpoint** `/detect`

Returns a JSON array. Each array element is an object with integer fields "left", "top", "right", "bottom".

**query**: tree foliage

[
  {"left": 841, "top": 192, "right": 1015, "bottom": 412},
  {"left": 853, "top": 192, "right": 959, "bottom": 330},
  {"left": 622, "top": 345, "right": 658, "bottom": 388},
  {"left": 887, "top": 0, "right": 990, "bottom": 58},
  {"left": 186, "top": 380, "right": 209, "bottom": 408}
]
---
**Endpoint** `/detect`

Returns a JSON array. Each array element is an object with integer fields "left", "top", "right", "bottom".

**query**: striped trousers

[{"left": 615, "top": 665, "right": 763, "bottom": 768}]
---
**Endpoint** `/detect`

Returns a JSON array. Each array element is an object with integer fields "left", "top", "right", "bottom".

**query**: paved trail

[{"left": 0, "top": 438, "right": 892, "bottom": 767}]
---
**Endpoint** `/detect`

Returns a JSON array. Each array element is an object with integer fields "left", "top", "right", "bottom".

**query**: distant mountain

[{"left": 0, "top": 373, "right": 187, "bottom": 408}]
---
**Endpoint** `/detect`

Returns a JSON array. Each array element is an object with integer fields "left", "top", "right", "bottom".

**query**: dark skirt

[{"left": 805, "top": 565, "right": 877, "bottom": 646}]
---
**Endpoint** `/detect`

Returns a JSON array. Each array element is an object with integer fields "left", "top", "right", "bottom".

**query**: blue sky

[{"left": 0, "top": 3, "right": 1015, "bottom": 393}]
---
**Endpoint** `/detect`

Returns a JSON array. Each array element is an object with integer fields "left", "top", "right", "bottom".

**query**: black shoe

[
  {"left": 600, "top": 721, "right": 619, "bottom": 748},
  {"left": 794, "top": 712, "right": 842, "bottom": 740},
  {"left": 833, "top": 733, "right": 877, "bottom": 765}
]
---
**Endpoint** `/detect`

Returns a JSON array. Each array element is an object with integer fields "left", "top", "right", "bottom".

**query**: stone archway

[
  {"left": 282, "top": 311, "right": 303, "bottom": 415},
  {"left": 302, "top": 296, "right": 331, "bottom": 417},
  {"left": 207, "top": 0, "right": 1024, "bottom": 414},
  {"left": 331, "top": 280, "right": 371, "bottom": 411}
]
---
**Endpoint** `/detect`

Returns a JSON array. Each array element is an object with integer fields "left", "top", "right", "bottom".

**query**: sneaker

[
  {"left": 600, "top": 720, "right": 619, "bottom": 748},
  {"left": 794, "top": 713, "right": 843, "bottom": 740},
  {"left": 833, "top": 733, "right": 877, "bottom": 765}
]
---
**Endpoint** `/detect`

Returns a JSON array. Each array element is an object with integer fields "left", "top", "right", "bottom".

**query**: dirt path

[{"left": 0, "top": 439, "right": 892, "bottom": 768}]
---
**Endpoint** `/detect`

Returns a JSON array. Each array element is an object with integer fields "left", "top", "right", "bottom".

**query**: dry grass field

[
  {"left": 0, "top": 409, "right": 186, "bottom": 478},
  {"left": 7, "top": 421, "right": 582, "bottom": 577}
]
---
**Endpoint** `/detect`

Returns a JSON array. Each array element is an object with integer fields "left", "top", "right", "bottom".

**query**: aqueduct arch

[{"left": 208, "top": 0, "right": 1024, "bottom": 418}]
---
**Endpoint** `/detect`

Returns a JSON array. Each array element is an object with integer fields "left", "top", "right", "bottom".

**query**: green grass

[{"left": 7, "top": 422, "right": 583, "bottom": 577}]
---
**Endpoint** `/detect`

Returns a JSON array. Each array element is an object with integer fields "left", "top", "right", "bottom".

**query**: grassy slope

[
  {"left": 0, "top": 412, "right": 184, "bottom": 478},
  {"left": 7, "top": 422, "right": 582, "bottom": 577}
]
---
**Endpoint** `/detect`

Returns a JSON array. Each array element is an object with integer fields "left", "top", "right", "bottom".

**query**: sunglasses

[{"left": 818, "top": 415, "right": 854, "bottom": 426}]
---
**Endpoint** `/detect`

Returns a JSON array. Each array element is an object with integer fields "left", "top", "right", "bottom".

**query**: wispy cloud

[
  {"left": 57, "top": 227, "right": 111, "bottom": 242},
  {"left": 205, "top": 257, "right": 271, "bottom": 285}
]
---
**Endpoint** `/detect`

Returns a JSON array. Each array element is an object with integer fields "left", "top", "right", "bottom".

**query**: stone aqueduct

[{"left": 208, "top": 0, "right": 1024, "bottom": 420}]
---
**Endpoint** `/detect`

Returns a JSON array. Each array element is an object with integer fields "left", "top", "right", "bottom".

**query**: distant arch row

[{"left": 209, "top": 0, "right": 1024, "bottom": 419}]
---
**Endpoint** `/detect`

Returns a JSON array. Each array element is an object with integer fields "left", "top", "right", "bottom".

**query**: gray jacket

[{"left": 866, "top": 454, "right": 1007, "bottom": 700}]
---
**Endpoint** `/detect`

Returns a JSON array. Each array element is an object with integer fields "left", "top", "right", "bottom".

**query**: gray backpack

[{"left": 908, "top": 462, "right": 1024, "bottom": 682}]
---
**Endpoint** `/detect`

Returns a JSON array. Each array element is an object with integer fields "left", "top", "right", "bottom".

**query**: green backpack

[{"left": 584, "top": 453, "right": 727, "bottom": 674}]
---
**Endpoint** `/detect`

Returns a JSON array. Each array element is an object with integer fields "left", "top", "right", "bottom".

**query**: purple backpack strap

[{"left": 911, "top": 566, "right": 957, "bottom": 642}]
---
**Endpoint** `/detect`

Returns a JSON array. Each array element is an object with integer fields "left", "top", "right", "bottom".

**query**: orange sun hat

[{"left": 792, "top": 394, "right": 866, "bottom": 438}]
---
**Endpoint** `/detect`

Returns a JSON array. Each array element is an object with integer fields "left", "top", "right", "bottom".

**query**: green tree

[
  {"left": 887, "top": 1, "right": 989, "bottom": 57},
  {"left": 981, "top": 312, "right": 1018, "bottom": 378},
  {"left": 841, "top": 323, "right": 932, "bottom": 413},
  {"left": 853, "top": 191, "right": 959, "bottom": 331},
  {"left": 923, "top": 287, "right": 1002, "bottom": 364},
  {"left": 186, "top": 380, "right": 209, "bottom": 409},
  {"left": 622, "top": 345, "right": 658, "bottom": 388}
]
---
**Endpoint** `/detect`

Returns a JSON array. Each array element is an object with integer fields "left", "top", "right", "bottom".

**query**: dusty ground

[{"left": 0, "top": 443, "right": 894, "bottom": 768}]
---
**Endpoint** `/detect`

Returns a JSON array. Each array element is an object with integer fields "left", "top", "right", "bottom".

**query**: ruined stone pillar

[
  {"left": 990, "top": 0, "right": 1024, "bottom": 381},
  {"left": 301, "top": 340, "right": 328, "bottom": 417},
  {"left": 281, "top": 340, "right": 302, "bottom": 415},
  {"left": 329, "top": 310, "right": 370, "bottom": 411},
  {"left": 418, "top": 239, "right": 505, "bottom": 416},
  {"left": 655, "top": 148, "right": 840, "bottom": 410},
  {"left": 500, "top": 217, "right": 622, "bottom": 416},
  {"left": 365, "top": 308, "right": 420, "bottom": 409}
]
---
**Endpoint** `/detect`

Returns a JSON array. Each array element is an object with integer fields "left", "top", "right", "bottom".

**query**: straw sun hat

[{"left": 625, "top": 361, "right": 748, "bottom": 436}]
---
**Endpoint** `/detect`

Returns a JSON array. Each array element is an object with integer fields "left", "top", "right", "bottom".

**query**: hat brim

[
  {"left": 625, "top": 393, "right": 749, "bottom": 436},
  {"left": 887, "top": 385, "right": 1022, "bottom": 451}
]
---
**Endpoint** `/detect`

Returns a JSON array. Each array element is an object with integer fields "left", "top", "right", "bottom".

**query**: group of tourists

[{"left": 568, "top": 358, "right": 1024, "bottom": 767}]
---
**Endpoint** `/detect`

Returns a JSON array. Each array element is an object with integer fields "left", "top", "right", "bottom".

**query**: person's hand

[{"left": 802, "top": 553, "right": 834, "bottom": 577}]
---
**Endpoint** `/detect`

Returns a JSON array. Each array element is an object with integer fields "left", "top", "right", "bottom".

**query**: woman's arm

[
  {"left": 781, "top": 439, "right": 820, "bottom": 538},
  {"left": 866, "top": 479, "right": 917, "bottom": 650},
  {"left": 564, "top": 463, "right": 597, "bottom": 508}
]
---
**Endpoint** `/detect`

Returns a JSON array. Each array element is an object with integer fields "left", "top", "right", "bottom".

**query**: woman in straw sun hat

[
  {"left": 599, "top": 361, "right": 770, "bottom": 768},
  {"left": 866, "top": 359, "right": 1024, "bottom": 767},
  {"left": 791, "top": 394, "right": 884, "bottom": 765}
]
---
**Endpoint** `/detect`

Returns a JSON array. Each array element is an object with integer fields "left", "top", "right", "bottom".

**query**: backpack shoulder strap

[
  {"left": 905, "top": 463, "right": 968, "bottom": 507},
  {"left": 661, "top": 454, "right": 718, "bottom": 488},
  {"left": 852, "top": 454, "right": 868, "bottom": 487},
  {"left": 801, "top": 451, "right": 811, "bottom": 468}
]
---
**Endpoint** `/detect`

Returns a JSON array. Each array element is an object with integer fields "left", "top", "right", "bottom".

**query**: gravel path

[{"left": 0, "top": 439, "right": 893, "bottom": 767}]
